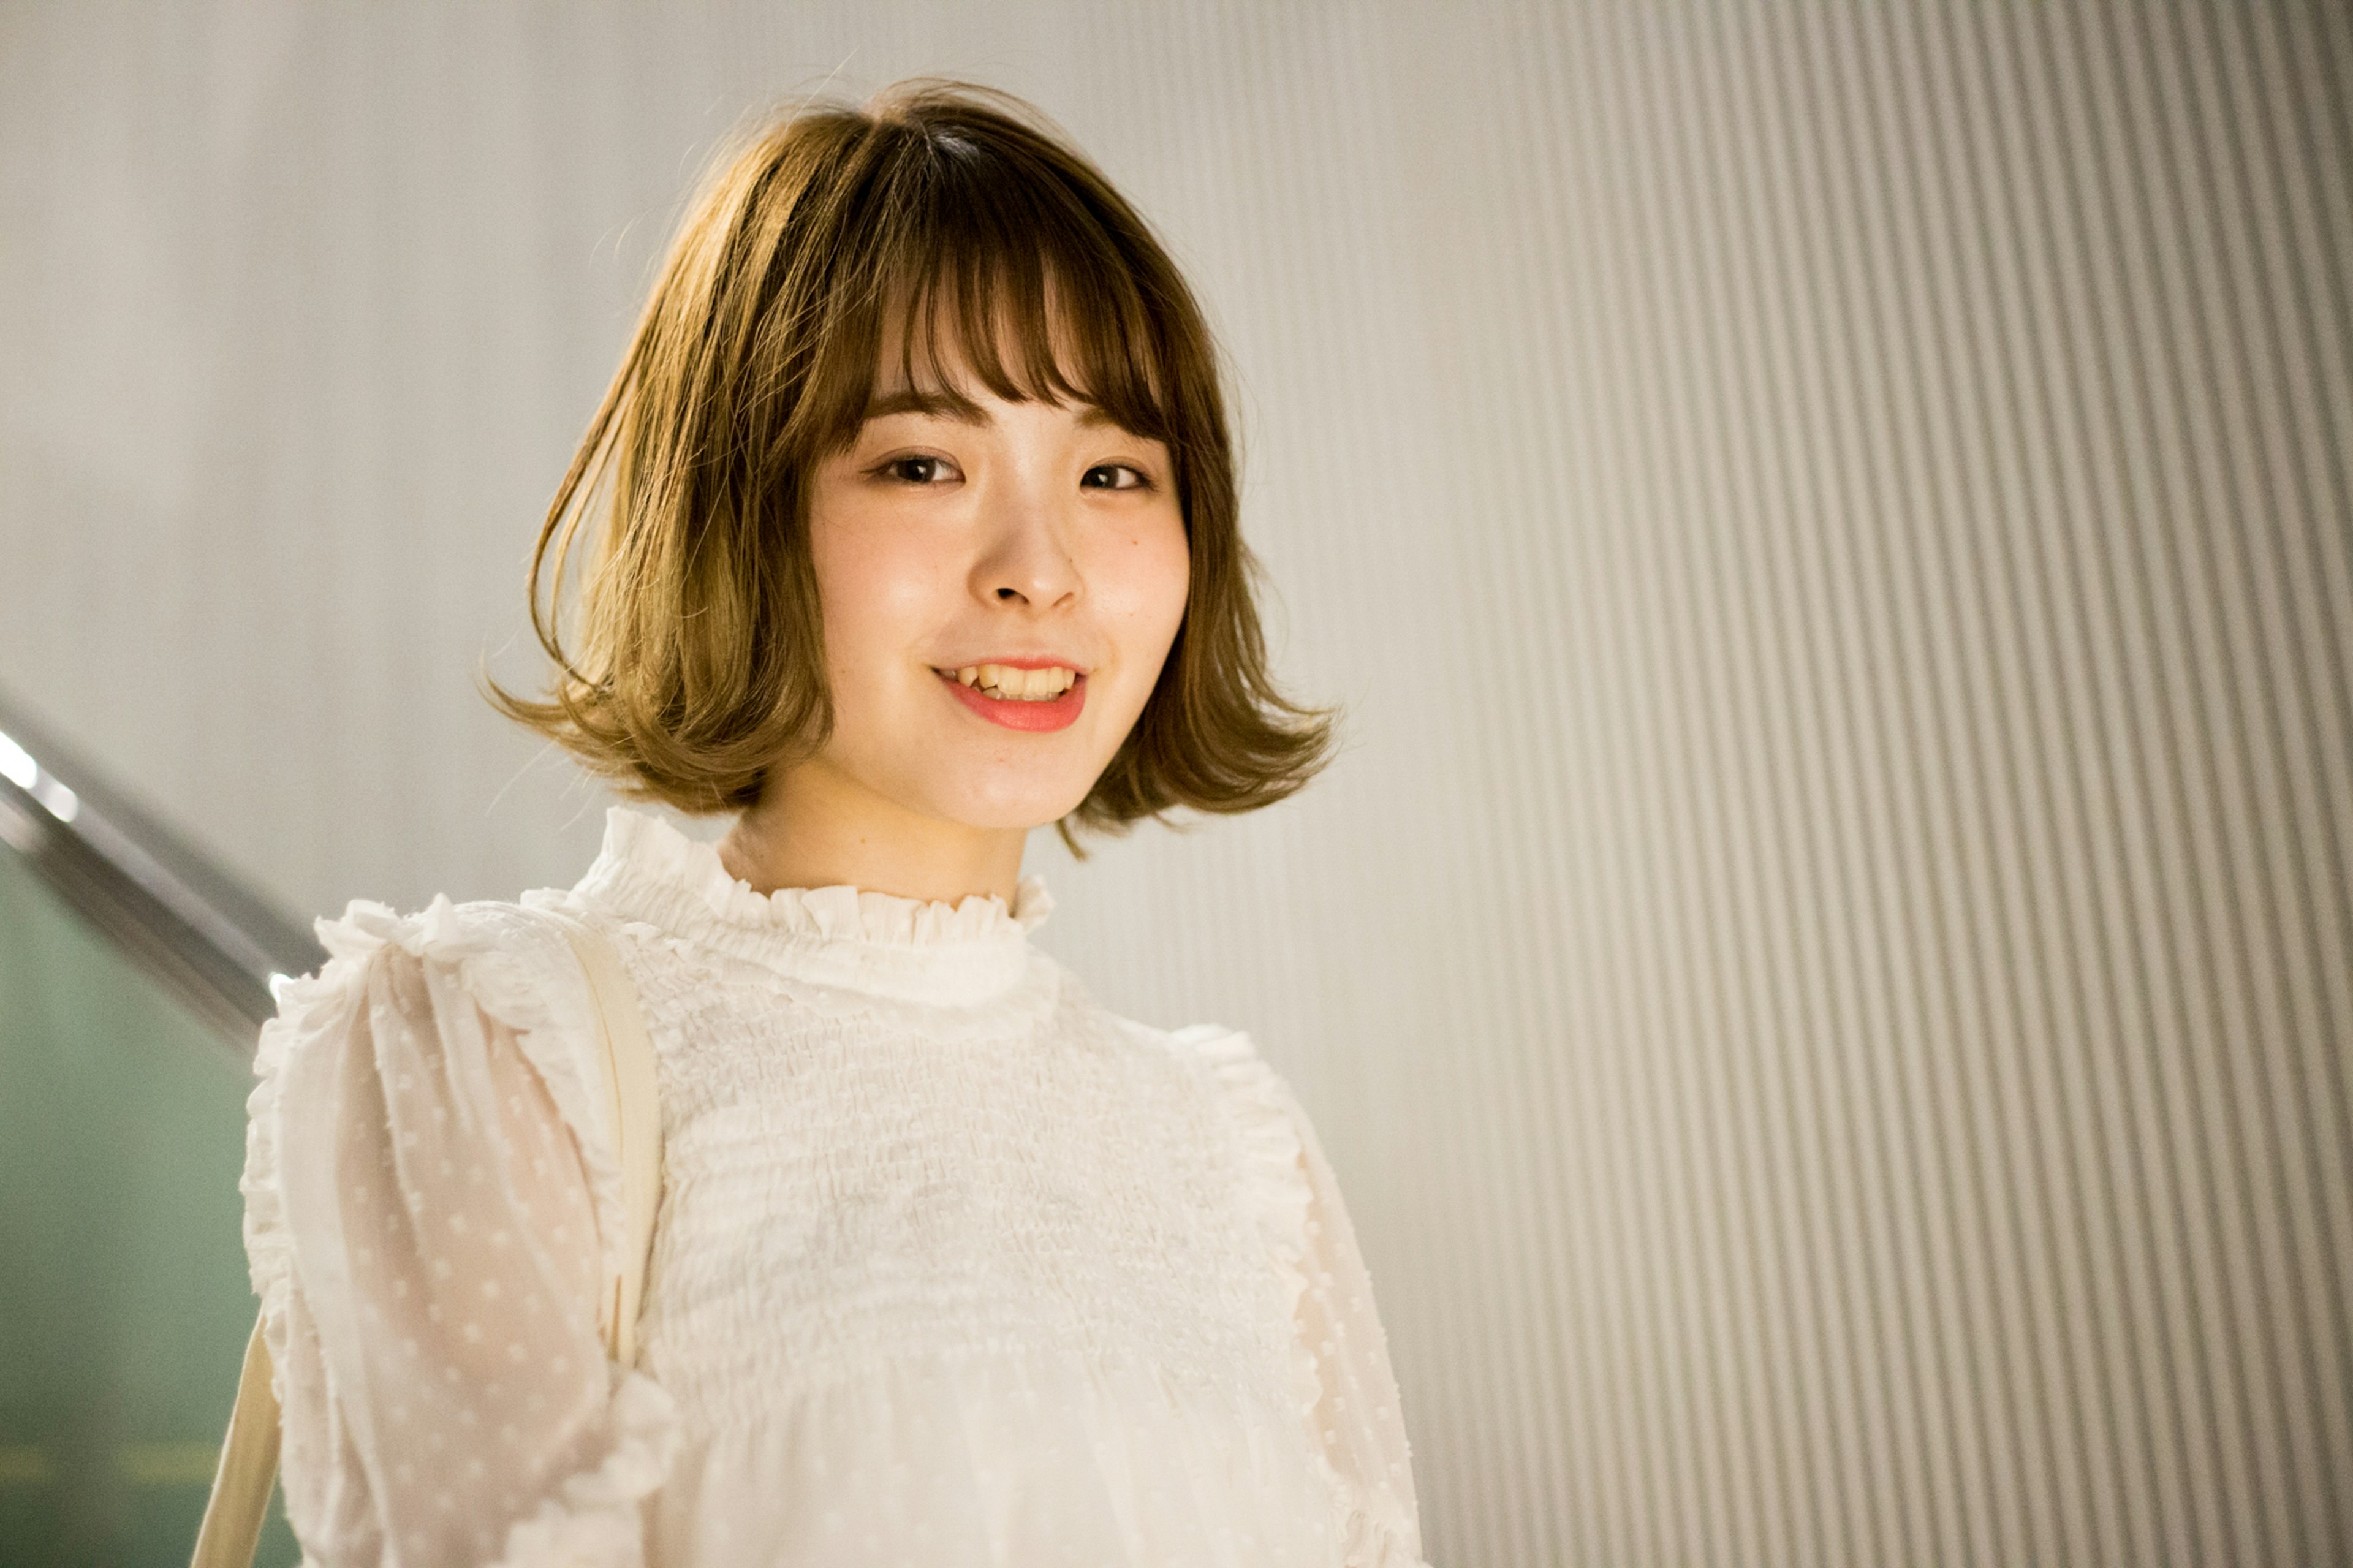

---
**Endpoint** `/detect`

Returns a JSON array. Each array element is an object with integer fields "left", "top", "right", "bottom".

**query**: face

[{"left": 792, "top": 349, "right": 1192, "bottom": 835}]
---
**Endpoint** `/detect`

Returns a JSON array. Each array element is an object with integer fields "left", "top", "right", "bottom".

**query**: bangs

[{"left": 798, "top": 120, "right": 1183, "bottom": 452}]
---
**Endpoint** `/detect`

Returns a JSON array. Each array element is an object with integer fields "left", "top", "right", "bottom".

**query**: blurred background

[{"left": 2, "top": 3, "right": 2347, "bottom": 1565}]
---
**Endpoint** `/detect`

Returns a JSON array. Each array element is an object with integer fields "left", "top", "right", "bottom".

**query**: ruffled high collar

[{"left": 569, "top": 806, "right": 1053, "bottom": 1007}]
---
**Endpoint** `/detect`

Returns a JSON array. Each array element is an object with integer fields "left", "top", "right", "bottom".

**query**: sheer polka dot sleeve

[
  {"left": 1284, "top": 1088, "right": 1433, "bottom": 1567},
  {"left": 243, "top": 896, "right": 678, "bottom": 1568},
  {"left": 1190, "top": 1027, "right": 1431, "bottom": 1567}
]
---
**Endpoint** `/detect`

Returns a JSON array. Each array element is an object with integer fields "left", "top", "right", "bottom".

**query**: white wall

[{"left": 4, "top": 4, "right": 2348, "bottom": 1564}]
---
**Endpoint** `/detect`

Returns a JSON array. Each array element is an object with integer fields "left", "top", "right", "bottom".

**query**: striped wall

[{"left": 1, "top": 4, "right": 2345, "bottom": 1564}]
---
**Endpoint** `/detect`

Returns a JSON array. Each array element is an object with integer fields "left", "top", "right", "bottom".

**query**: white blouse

[{"left": 241, "top": 805, "right": 1429, "bottom": 1567}]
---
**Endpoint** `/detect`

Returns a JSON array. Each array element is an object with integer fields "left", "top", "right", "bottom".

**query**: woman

[{"left": 243, "top": 78, "right": 1429, "bottom": 1566}]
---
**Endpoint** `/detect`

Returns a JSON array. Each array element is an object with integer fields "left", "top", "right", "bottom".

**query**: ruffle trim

[
  {"left": 1179, "top": 1025, "right": 1433, "bottom": 1567},
  {"left": 1339, "top": 1496, "right": 1433, "bottom": 1567},
  {"left": 534, "top": 900, "right": 1070, "bottom": 1045},
  {"left": 490, "top": 1365, "right": 681, "bottom": 1568},
  {"left": 569, "top": 807, "right": 1051, "bottom": 1009},
  {"left": 1173, "top": 1027, "right": 1321, "bottom": 1419},
  {"left": 243, "top": 893, "right": 637, "bottom": 1347},
  {"left": 595, "top": 805, "right": 1052, "bottom": 942}
]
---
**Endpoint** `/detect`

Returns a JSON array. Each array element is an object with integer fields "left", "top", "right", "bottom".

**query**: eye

[
  {"left": 1081, "top": 463, "right": 1153, "bottom": 492},
  {"left": 874, "top": 454, "right": 959, "bottom": 485}
]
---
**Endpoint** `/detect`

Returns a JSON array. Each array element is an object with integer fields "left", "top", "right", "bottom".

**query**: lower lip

[{"left": 938, "top": 670, "right": 1088, "bottom": 732}]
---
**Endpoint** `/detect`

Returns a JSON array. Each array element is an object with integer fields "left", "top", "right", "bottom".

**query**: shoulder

[
  {"left": 288, "top": 890, "right": 580, "bottom": 996},
  {"left": 1098, "top": 1012, "right": 1318, "bottom": 1258},
  {"left": 252, "top": 890, "right": 606, "bottom": 1120},
  {"left": 1104, "top": 1011, "right": 1306, "bottom": 1123}
]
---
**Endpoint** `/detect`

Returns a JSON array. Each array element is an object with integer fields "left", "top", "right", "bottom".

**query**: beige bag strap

[
  {"left": 189, "top": 1318, "right": 280, "bottom": 1568},
  {"left": 191, "top": 911, "right": 661, "bottom": 1567},
  {"left": 553, "top": 912, "right": 666, "bottom": 1366}
]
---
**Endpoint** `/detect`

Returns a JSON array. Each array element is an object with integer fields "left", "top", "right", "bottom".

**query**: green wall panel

[{"left": 0, "top": 850, "right": 297, "bottom": 1567}]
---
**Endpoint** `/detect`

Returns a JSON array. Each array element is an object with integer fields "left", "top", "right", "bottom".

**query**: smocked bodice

[{"left": 240, "top": 806, "right": 1428, "bottom": 1567}]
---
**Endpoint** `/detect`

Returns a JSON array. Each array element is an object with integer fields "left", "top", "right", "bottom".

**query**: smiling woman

[
  {"left": 485, "top": 81, "right": 1330, "bottom": 869},
  {"left": 225, "top": 78, "right": 1431, "bottom": 1568}
]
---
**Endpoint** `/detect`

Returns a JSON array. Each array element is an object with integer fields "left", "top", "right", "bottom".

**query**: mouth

[{"left": 932, "top": 664, "right": 1088, "bottom": 733}]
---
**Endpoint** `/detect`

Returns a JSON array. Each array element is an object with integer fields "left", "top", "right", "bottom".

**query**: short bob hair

[{"left": 485, "top": 80, "right": 1333, "bottom": 855}]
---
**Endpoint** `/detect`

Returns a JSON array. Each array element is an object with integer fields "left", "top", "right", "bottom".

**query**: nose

[{"left": 972, "top": 472, "right": 1083, "bottom": 610}]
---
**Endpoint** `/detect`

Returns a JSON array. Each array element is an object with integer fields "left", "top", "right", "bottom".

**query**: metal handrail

[{"left": 0, "top": 691, "right": 324, "bottom": 1063}]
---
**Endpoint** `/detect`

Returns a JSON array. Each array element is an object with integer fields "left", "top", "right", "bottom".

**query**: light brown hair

[{"left": 483, "top": 80, "right": 1334, "bottom": 855}]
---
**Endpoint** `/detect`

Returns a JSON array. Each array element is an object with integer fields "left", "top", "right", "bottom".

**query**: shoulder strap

[
  {"left": 191, "top": 907, "right": 662, "bottom": 1567},
  {"left": 548, "top": 912, "right": 665, "bottom": 1367},
  {"left": 189, "top": 1319, "right": 280, "bottom": 1568}
]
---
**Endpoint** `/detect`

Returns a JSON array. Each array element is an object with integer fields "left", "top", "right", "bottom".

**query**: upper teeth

[{"left": 949, "top": 664, "right": 1077, "bottom": 700}]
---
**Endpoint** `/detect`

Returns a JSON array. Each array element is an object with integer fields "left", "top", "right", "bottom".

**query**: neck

[{"left": 714, "top": 759, "right": 1029, "bottom": 910}]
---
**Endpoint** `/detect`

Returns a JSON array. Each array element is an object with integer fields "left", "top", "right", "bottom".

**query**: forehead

[
  {"left": 868, "top": 279, "right": 1088, "bottom": 384},
  {"left": 808, "top": 241, "right": 1178, "bottom": 456},
  {"left": 860, "top": 282, "right": 1125, "bottom": 425},
  {"left": 860, "top": 383, "right": 1123, "bottom": 431}
]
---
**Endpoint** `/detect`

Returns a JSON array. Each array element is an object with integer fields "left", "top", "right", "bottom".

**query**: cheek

[
  {"left": 809, "top": 518, "right": 945, "bottom": 683},
  {"left": 1087, "top": 504, "right": 1195, "bottom": 645},
  {"left": 1116, "top": 515, "right": 1192, "bottom": 653}
]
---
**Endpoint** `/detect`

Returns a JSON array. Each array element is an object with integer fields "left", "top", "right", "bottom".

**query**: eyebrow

[{"left": 861, "top": 388, "right": 1120, "bottom": 429}]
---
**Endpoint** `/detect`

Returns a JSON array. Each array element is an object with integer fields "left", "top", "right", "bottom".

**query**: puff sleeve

[
  {"left": 241, "top": 895, "right": 677, "bottom": 1568},
  {"left": 1192, "top": 1029, "right": 1431, "bottom": 1567}
]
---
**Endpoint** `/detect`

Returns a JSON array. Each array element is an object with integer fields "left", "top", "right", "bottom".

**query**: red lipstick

[{"left": 935, "top": 667, "right": 1087, "bottom": 732}]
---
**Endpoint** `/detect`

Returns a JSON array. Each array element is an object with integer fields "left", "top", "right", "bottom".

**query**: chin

[
  {"left": 949, "top": 797, "right": 1089, "bottom": 835},
  {"left": 935, "top": 775, "right": 1095, "bottom": 833}
]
